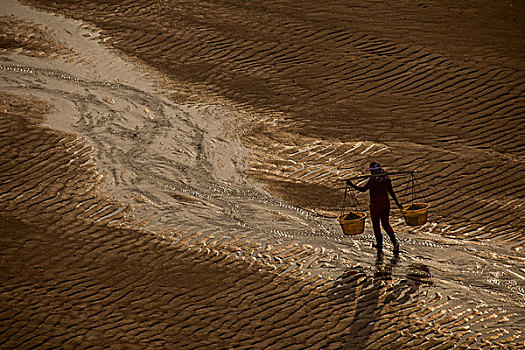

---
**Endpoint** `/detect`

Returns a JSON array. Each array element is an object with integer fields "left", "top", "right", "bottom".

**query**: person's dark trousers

[{"left": 370, "top": 203, "right": 397, "bottom": 249}]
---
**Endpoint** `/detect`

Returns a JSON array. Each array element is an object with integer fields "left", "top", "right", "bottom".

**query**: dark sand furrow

[
  {"left": 134, "top": 36, "right": 174, "bottom": 55},
  {"left": 0, "top": 144, "right": 66, "bottom": 180},
  {"left": 349, "top": 61, "right": 414, "bottom": 88},
  {"left": 115, "top": 3, "right": 146, "bottom": 17},
  {"left": 314, "top": 62, "right": 371, "bottom": 84},
  {"left": 88, "top": 206, "right": 127, "bottom": 224},
  {"left": 369, "top": 64, "right": 437, "bottom": 93},
  {"left": 471, "top": 227, "right": 521, "bottom": 243},
  {"left": 450, "top": 174, "right": 519, "bottom": 200},
  {"left": 446, "top": 82, "right": 506, "bottom": 110},
  {"left": 78, "top": 197, "right": 121, "bottom": 218},
  {"left": 324, "top": 32, "right": 366, "bottom": 49},
  {"left": 496, "top": 140, "right": 525, "bottom": 155},
  {"left": 408, "top": 72, "right": 474, "bottom": 98},
  {"left": 422, "top": 83, "right": 509, "bottom": 117},
  {"left": 473, "top": 219, "right": 520, "bottom": 237},
  {"left": 337, "top": 59, "right": 403, "bottom": 84},
  {"left": 424, "top": 78, "right": 486, "bottom": 101},
  {"left": 292, "top": 148, "right": 334, "bottom": 164},
  {"left": 223, "top": 48, "right": 281, "bottom": 69},
  {"left": 460, "top": 109, "right": 520, "bottom": 131},
  {"left": 361, "top": 44, "right": 401, "bottom": 56},
  {"left": 237, "top": 284, "right": 320, "bottom": 317},
  {"left": 393, "top": 69, "right": 454, "bottom": 96},
  {"left": 465, "top": 126, "right": 524, "bottom": 150},
  {"left": 405, "top": 52, "right": 442, "bottom": 65},
  {"left": 217, "top": 48, "right": 281, "bottom": 72},
  {"left": 119, "top": 2, "right": 159, "bottom": 17},
  {"left": 169, "top": 42, "right": 232, "bottom": 64},
  {"left": 454, "top": 91, "right": 507, "bottom": 122},
  {"left": 384, "top": 45, "right": 427, "bottom": 61},
  {"left": 441, "top": 74, "right": 520, "bottom": 102},
  {"left": 116, "top": 28, "right": 149, "bottom": 48},
  {"left": 10, "top": 158, "right": 88, "bottom": 197},
  {"left": 442, "top": 204, "right": 510, "bottom": 228},
  {"left": 359, "top": 67, "right": 421, "bottom": 95},
  {"left": 352, "top": 38, "right": 391, "bottom": 50},
  {"left": 133, "top": 29, "right": 174, "bottom": 47},
  {"left": 36, "top": 194, "right": 94, "bottom": 218},
  {"left": 11, "top": 189, "right": 75, "bottom": 215},
  {"left": 465, "top": 131, "right": 524, "bottom": 153},
  {"left": 460, "top": 95, "right": 523, "bottom": 124},
  {"left": 494, "top": 105, "right": 525, "bottom": 122},
  {"left": 119, "top": 30, "right": 179, "bottom": 56},
  {"left": 199, "top": 46, "right": 246, "bottom": 64},
  {"left": 367, "top": 60, "right": 432, "bottom": 87},
  {"left": 307, "top": 29, "right": 357, "bottom": 47},
  {"left": 149, "top": 37, "right": 195, "bottom": 59},
  {"left": 284, "top": 28, "right": 347, "bottom": 48},
  {"left": 93, "top": 207, "right": 131, "bottom": 226},
  {"left": 374, "top": 43, "right": 417, "bottom": 57},
  {"left": 418, "top": 167, "right": 516, "bottom": 205},
  {"left": 4, "top": 157, "right": 79, "bottom": 195},
  {"left": 332, "top": 63, "right": 386, "bottom": 85},
  {"left": 465, "top": 120, "right": 524, "bottom": 145}
]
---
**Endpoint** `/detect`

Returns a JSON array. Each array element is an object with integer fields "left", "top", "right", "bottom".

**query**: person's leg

[
  {"left": 370, "top": 205, "right": 383, "bottom": 250},
  {"left": 380, "top": 207, "right": 399, "bottom": 253},
  {"left": 380, "top": 214, "right": 396, "bottom": 245}
]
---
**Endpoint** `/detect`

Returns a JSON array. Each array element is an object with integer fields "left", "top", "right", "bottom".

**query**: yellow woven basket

[
  {"left": 338, "top": 212, "right": 366, "bottom": 235},
  {"left": 402, "top": 202, "right": 430, "bottom": 226}
]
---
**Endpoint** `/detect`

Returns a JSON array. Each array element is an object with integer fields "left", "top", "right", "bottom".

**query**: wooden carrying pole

[
  {"left": 338, "top": 171, "right": 416, "bottom": 190},
  {"left": 344, "top": 170, "right": 415, "bottom": 182}
]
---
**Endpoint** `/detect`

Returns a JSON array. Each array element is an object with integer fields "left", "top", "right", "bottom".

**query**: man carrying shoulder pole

[{"left": 346, "top": 161, "right": 403, "bottom": 254}]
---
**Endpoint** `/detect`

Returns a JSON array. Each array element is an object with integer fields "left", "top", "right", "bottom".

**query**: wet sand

[
  {"left": 1, "top": 92, "right": 502, "bottom": 349},
  {"left": 1, "top": 0, "right": 524, "bottom": 348},
  {"left": 19, "top": 0, "right": 525, "bottom": 244}
]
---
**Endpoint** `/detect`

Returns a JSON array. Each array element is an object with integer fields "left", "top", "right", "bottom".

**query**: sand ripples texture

[
  {"left": 1, "top": 0, "right": 524, "bottom": 348},
  {"left": 3, "top": 93, "right": 522, "bottom": 348},
  {"left": 25, "top": 0, "right": 525, "bottom": 248}
]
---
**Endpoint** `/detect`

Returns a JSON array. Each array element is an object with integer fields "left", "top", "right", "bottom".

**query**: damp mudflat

[{"left": 0, "top": 0, "right": 524, "bottom": 348}]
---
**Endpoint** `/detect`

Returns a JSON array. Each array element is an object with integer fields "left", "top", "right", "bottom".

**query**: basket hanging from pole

[
  {"left": 401, "top": 172, "right": 430, "bottom": 227},
  {"left": 338, "top": 184, "right": 366, "bottom": 235}
]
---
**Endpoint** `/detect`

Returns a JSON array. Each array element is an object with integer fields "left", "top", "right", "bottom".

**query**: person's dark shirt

[{"left": 354, "top": 175, "right": 395, "bottom": 205}]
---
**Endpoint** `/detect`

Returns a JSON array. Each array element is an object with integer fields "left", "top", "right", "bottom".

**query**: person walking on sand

[{"left": 346, "top": 161, "right": 402, "bottom": 254}]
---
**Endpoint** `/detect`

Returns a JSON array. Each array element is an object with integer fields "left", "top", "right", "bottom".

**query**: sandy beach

[{"left": 1, "top": 0, "right": 524, "bottom": 348}]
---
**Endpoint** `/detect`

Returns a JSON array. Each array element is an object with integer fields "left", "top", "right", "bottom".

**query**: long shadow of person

[
  {"left": 329, "top": 252, "right": 398, "bottom": 349},
  {"left": 330, "top": 252, "right": 431, "bottom": 349}
]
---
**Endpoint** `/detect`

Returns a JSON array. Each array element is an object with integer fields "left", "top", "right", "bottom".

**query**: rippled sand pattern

[
  {"left": 2, "top": 1, "right": 524, "bottom": 348},
  {"left": 0, "top": 16, "right": 74, "bottom": 58},
  {"left": 1, "top": 93, "right": 523, "bottom": 348},
  {"left": 3, "top": 92, "right": 523, "bottom": 348},
  {"left": 25, "top": 0, "right": 525, "bottom": 248}
]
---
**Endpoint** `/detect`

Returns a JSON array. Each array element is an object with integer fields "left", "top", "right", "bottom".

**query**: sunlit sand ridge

[{"left": 0, "top": 0, "right": 524, "bottom": 348}]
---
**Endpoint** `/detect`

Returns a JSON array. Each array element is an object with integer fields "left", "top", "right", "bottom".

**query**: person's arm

[
  {"left": 387, "top": 177, "right": 403, "bottom": 209},
  {"left": 346, "top": 179, "right": 370, "bottom": 192}
]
